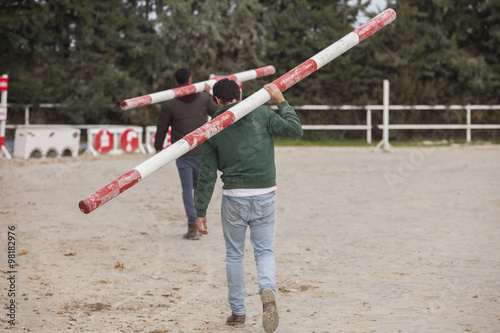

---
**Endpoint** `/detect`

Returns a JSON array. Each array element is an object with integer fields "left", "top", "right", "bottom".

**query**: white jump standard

[
  {"left": 0, "top": 74, "right": 11, "bottom": 159},
  {"left": 79, "top": 9, "right": 397, "bottom": 214}
]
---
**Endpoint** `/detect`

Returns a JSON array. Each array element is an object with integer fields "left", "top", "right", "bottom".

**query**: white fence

[
  {"left": 6, "top": 103, "right": 64, "bottom": 126},
  {"left": 273, "top": 105, "right": 374, "bottom": 143},
  {"left": 272, "top": 104, "right": 500, "bottom": 146},
  {"left": 6, "top": 102, "right": 500, "bottom": 148},
  {"left": 376, "top": 104, "right": 500, "bottom": 142}
]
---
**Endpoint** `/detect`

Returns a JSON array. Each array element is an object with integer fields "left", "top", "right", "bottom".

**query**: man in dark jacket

[
  {"left": 195, "top": 79, "right": 303, "bottom": 332},
  {"left": 155, "top": 68, "right": 218, "bottom": 240}
]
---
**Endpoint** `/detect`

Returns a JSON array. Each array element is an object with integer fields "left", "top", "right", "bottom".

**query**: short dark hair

[
  {"left": 212, "top": 79, "right": 240, "bottom": 105},
  {"left": 175, "top": 68, "right": 191, "bottom": 84}
]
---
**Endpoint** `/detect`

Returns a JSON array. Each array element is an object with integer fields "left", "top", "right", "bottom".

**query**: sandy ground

[{"left": 1, "top": 145, "right": 499, "bottom": 333}]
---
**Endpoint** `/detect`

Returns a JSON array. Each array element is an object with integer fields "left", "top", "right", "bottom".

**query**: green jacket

[{"left": 195, "top": 100, "right": 303, "bottom": 217}]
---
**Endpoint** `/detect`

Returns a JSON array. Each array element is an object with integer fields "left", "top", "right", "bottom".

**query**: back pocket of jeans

[
  {"left": 223, "top": 196, "right": 247, "bottom": 225},
  {"left": 258, "top": 196, "right": 275, "bottom": 222}
]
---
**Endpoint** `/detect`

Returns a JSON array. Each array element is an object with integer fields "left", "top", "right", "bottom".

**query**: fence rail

[
  {"left": 274, "top": 104, "right": 500, "bottom": 145},
  {"left": 6, "top": 103, "right": 500, "bottom": 145},
  {"left": 375, "top": 104, "right": 500, "bottom": 148}
]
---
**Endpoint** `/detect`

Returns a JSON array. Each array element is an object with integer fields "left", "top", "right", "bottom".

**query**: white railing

[
  {"left": 6, "top": 103, "right": 63, "bottom": 126},
  {"left": 375, "top": 105, "right": 500, "bottom": 142},
  {"left": 374, "top": 80, "right": 500, "bottom": 151},
  {"left": 7, "top": 101, "right": 500, "bottom": 147},
  {"left": 271, "top": 105, "right": 375, "bottom": 143},
  {"left": 274, "top": 103, "right": 500, "bottom": 146},
  {"left": 4, "top": 103, "right": 114, "bottom": 127},
  {"left": 273, "top": 105, "right": 374, "bottom": 143}
]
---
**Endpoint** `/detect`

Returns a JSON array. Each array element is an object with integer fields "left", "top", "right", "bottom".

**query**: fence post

[
  {"left": 375, "top": 79, "right": 393, "bottom": 152},
  {"left": 466, "top": 105, "right": 471, "bottom": 143},
  {"left": 25, "top": 105, "right": 30, "bottom": 125},
  {"left": 366, "top": 107, "right": 372, "bottom": 143}
]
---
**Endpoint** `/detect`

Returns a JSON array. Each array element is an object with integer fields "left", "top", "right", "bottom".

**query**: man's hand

[
  {"left": 196, "top": 216, "right": 208, "bottom": 235},
  {"left": 264, "top": 83, "right": 285, "bottom": 104},
  {"left": 204, "top": 83, "right": 212, "bottom": 94}
]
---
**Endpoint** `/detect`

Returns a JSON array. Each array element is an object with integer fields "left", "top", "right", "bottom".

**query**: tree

[
  {"left": 0, "top": 0, "right": 160, "bottom": 124},
  {"left": 1, "top": 0, "right": 498, "bottom": 141}
]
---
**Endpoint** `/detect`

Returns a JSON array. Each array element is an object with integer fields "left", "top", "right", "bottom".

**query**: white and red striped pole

[
  {"left": 0, "top": 74, "right": 11, "bottom": 159},
  {"left": 120, "top": 65, "right": 276, "bottom": 110},
  {"left": 79, "top": 9, "right": 396, "bottom": 214}
]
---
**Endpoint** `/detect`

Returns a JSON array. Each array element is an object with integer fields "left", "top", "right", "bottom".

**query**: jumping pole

[
  {"left": 79, "top": 9, "right": 397, "bottom": 214},
  {"left": 120, "top": 65, "right": 276, "bottom": 110}
]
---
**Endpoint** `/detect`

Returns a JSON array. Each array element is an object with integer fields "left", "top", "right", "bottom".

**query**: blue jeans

[
  {"left": 175, "top": 154, "right": 201, "bottom": 225},
  {"left": 221, "top": 192, "right": 277, "bottom": 315}
]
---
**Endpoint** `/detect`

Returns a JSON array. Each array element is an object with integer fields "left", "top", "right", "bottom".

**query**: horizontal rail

[
  {"left": 367, "top": 105, "right": 500, "bottom": 111},
  {"left": 302, "top": 125, "right": 370, "bottom": 130},
  {"left": 379, "top": 124, "right": 500, "bottom": 130},
  {"left": 8, "top": 104, "right": 500, "bottom": 110},
  {"left": 4, "top": 104, "right": 499, "bottom": 145},
  {"left": 7, "top": 104, "right": 500, "bottom": 127}
]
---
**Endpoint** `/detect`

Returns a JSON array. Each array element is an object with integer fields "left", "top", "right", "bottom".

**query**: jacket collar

[
  {"left": 177, "top": 83, "right": 200, "bottom": 103},
  {"left": 214, "top": 101, "right": 241, "bottom": 117}
]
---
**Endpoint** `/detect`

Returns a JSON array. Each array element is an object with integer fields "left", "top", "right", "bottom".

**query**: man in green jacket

[{"left": 195, "top": 79, "right": 303, "bottom": 333}]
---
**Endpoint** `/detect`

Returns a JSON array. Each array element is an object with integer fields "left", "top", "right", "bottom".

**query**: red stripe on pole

[
  {"left": 254, "top": 65, "right": 276, "bottom": 77},
  {"left": 79, "top": 169, "right": 142, "bottom": 214},
  {"left": 215, "top": 75, "right": 237, "bottom": 82},
  {"left": 173, "top": 85, "right": 197, "bottom": 98},
  {"left": 120, "top": 95, "right": 152, "bottom": 110},
  {"left": 353, "top": 8, "right": 396, "bottom": 42},
  {"left": 272, "top": 59, "right": 318, "bottom": 92},
  {"left": 183, "top": 111, "right": 236, "bottom": 148},
  {"left": 0, "top": 137, "right": 4, "bottom": 148},
  {"left": 0, "top": 77, "right": 8, "bottom": 91}
]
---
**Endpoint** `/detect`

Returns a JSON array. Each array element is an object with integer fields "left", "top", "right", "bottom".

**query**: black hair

[
  {"left": 212, "top": 79, "right": 241, "bottom": 105},
  {"left": 175, "top": 68, "right": 191, "bottom": 84}
]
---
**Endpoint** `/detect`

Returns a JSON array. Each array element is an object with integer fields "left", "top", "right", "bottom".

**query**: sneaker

[
  {"left": 226, "top": 313, "right": 246, "bottom": 326},
  {"left": 262, "top": 288, "right": 279, "bottom": 332}
]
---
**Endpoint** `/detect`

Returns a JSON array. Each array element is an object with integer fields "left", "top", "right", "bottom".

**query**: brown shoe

[
  {"left": 262, "top": 289, "right": 279, "bottom": 333},
  {"left": 226, "top": 313, "right": 246, "bottom": 326},
  {"left": 182, "top": 224, "right": 199, "bottom": 240}
]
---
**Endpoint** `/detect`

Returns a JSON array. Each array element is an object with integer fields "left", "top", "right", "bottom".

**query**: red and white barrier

[
  {"left": 79, "top": 9, "right": 397, "bottom": 214},
  {"left": 120, "top": 66, "right": 275, "bottom": 110},
  {"left": 87, "top": 126, "right": 146, "bottom": 156},
  {"left": 13, "top": 126, "right": 81, "bottom": 159},
  {"left": 145, "top": 126, "right": 171, "bottom": 154},
  {"left": 0, "top": 74, "right": 11, "bottom": 159}
]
